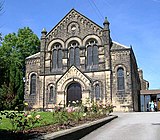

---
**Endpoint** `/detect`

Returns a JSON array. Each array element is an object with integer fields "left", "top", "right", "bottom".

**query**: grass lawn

[
  {"left": 0, "top": 115, "right": 13, "bottom": 130},
  {"left": 0, "top": 111, "right": 55, "bottom": 130}
]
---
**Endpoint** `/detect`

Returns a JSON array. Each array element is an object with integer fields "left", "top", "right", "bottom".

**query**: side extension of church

[{"left": 24, "top": 9, "right": 141, "bottom": 112}]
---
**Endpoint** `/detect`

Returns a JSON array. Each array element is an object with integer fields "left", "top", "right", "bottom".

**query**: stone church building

[{"left": 25, "top": 9, "right": 142, "bottom": 112}]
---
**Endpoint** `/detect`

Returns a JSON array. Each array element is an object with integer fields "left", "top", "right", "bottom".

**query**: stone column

[{"left": 40, "top": 28, "right": 47, "bottom": 111}]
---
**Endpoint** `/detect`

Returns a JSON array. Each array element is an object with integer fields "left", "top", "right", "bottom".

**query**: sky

[{"left": 1, "top": 0, "right": 160, "bottom": 89}]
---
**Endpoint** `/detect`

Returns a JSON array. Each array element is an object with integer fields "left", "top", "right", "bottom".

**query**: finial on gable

[
  {"left": 103, "top": 17, "right": 110, "bottom": 25},
  {"left": 41, "top": 28, "right": 47, "bottom": 35}
]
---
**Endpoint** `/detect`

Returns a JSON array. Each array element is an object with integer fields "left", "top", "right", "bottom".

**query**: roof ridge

[{"left": 112, "top": 41, "right": 130, "bottom": 49}]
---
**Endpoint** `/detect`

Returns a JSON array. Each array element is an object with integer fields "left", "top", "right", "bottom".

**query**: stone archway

[{"left": 66, "top": 82, "right": 82, "bottom": 106}]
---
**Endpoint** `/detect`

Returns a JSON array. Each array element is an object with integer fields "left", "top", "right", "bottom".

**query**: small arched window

[
  {"left": 52, "top": 43, "right": 62, "bottom": 70},
  {"left": 49, "top": 86, "right": 56, "bottom": 103},
  {"left": 95, "top": 84, "right": 100, "bottom": 100},
  {"left": 86, "top": 39, "right": 98, "bottom": 70},
  {"left": 30, "top": 74, "right": 36, "bottom": 95},
  {"left": 117, "top": 67, "right": 125, "bottom": 90},
  {"left": 68, "top": 41, "right": 80, "bottom": 67}
]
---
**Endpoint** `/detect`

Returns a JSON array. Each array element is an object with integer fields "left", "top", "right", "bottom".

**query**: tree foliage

[{"left": 0, "top": 27, "right": 40, "bottom": 110}]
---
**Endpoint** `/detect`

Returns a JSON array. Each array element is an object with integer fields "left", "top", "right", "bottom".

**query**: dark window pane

[
  {"left": 87, "top": 46, "right": 92, "bottom": 66},
  {"left": 30, "top": 74, "right": 36, "bottom": 95},
  {"left": 52, "top": 43, "right": 62, "bottom": 71},
  {"left": 52, "top": 50, "right": 57, "bottom": 69},
  {"left": 58, "top": 49, "right": 62, "bottom": 68},
  {"left": 49, "top": 86, "right": 56, "bottom": 103},
  {"left": 75, "top": 47, "right": 80, "bottom": 66},
  {"left": 117, "top": 68, "right": 125, "bottom": 90},
  {"left": 49, "top": 86, "right": 53, "bottom": 102},
  {"left": 93, "top": 45, "right": 98, "bottom": 65},
  {"left": 95, "top": 84, "right": 100, "bottom": 100},
  {"left": 69, "top": 47, "right": 74, "bottom": 66}
]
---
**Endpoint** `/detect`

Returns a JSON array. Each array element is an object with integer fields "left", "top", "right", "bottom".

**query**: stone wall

[
  {"left": 111, "top": 49, "right": 133, "bottom": 111},
  {"left": 24, "top": 9, "right": 141, "bottom": 112},
  {"left": 25, "top": 55, "right": 41, "bottom": 108}
]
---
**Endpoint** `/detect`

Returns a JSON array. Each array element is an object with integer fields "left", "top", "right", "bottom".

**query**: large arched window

[
  {"left": 52, "top": 43, "right": 62, "bottom": 71},
  {"left": 95, "top": 83, "right": 100, "bottom": 100},
  {"left": 68, "top": 41, "right": 80, "bottom": 67},
  {"left": 49, "top": 86, "right": 56, "bottom": 103},
  {"left": 117, "top": 67, "right": 125, "bottom": 90},
  {"left": 86, "top": 39, "right": 98, "bottom": 70},
  {"left": 30, "top": 74, "right": 36, "bottom": 95}
]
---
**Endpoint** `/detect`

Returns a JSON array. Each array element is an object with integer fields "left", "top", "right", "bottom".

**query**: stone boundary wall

[{"left": 36, "top": 115, "right": 118, "bottom": 140}]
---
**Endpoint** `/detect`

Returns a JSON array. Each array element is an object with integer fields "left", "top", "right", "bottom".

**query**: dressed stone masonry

[{"left": 25, "top": 9, "right": 141, "bottom": 112}]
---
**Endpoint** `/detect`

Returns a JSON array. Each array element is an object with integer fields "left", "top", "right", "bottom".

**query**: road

[{"left": 81, "top": 112, "right": 160, "bottom": 140}]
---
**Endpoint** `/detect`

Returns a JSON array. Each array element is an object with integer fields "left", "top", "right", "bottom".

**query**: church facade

[{"left": 24, "top": 9, "right": 141, "bottom": 112}]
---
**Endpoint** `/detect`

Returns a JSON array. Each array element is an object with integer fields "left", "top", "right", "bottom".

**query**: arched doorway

[{"left": 67, "top": 82, "right": 82, "bottom": 106}]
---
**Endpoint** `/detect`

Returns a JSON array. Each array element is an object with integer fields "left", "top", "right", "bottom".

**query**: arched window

[
  {"left": 117, "top": 68, "right": 125, "bottom": 90},
  {"left": 52, "top": 43, "right": 62, "bottom": 70},
  {"left": 49, "top": 86, "right": 56, "bottom": 103},
  {"left": 68, "top": 41, "right": 80, "bottom": 67},
  {"left": 86, "top": 39, "right": 98, "bottom": 70},
  {"left": 95, "top": 84, "right": 100, "bottom": 100},
  {"left": 30, "top": 74, "right": 36, "bottom": 95}
]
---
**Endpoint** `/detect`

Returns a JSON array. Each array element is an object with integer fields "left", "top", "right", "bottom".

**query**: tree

[{"left": 0, "top": 27, "right": 40, "bottom": 110}]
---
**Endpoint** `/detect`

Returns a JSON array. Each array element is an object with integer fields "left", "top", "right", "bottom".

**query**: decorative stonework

[
  {"left": 46, "top": 9, "right": 103, "bottom": 43},
  {"left": 57, "top": 66, "right": 91, "bottom": 92}
]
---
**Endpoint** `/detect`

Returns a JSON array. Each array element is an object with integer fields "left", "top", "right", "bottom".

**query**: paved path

[{"left": 81, "top": 112, "right": 160, "bottom": 140}]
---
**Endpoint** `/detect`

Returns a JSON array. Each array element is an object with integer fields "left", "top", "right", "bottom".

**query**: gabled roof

[
  {"left": 46, "top": 9, "right": 103, "bottom": 38},
  {"left": 26, "top": 52, "right": 40, "bottom": 60},
  {"left": 111, "top": 41, "right": 130, "bottom": 50},
  {"left": 57, "top": 65, "right": 91, "bottom": 84}
]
